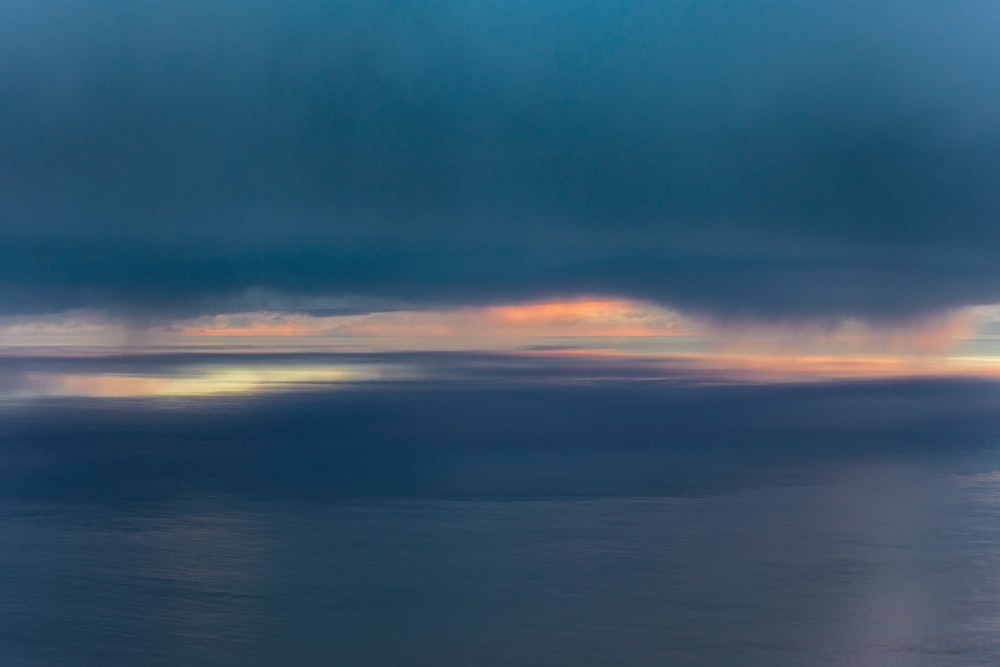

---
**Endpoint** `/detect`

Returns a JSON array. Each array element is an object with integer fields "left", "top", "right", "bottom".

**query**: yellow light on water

[{"left": 19, "top": 364, "right": 387, "bottom": 398}]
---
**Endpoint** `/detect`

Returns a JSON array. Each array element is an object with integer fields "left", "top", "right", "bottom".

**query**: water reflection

[
  {"left": 6, "top": 348, "right": 1000, "bottom": 401},
  {"left": 3, "top": 363, "right": 408, "bottom": 398}
]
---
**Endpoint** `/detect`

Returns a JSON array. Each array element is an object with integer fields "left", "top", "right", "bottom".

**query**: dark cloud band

[{"left": 3, "top": 1, "right": 1000, "bottom": 320}]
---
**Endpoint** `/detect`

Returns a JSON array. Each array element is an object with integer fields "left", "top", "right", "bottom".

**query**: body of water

[{"left": 3, "top": 357, "right": 1000, "bottom": 665}]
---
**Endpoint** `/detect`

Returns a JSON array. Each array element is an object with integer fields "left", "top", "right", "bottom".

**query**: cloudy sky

[{"left": 3, "top": 1, "right": 1000, "bottom": 367}]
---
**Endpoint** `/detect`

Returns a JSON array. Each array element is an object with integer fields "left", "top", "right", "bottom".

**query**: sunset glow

[
  {"left": 6, "top": 299, "right": 1000, "bottom": 391},
  {"left": 168, "top": 298, "right": 692, "bottom": 341},
  {"left": 12, "top": 364, "right": 393, "bottom": 398}
]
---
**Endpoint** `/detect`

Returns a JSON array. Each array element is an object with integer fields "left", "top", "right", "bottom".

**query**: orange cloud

[
  {"left": 172, "top": 299, "right": 695, "bottom": 342},
  {"left": 482, "top": 299, "right": 688, "bottom": 336},
  {"left": 703, "top": 310, "right": 978, "bottom": 357}
]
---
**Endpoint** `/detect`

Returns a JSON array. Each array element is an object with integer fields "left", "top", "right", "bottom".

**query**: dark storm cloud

[{"left": 3, "top": 1, "right": 1000, "bottom": 320}]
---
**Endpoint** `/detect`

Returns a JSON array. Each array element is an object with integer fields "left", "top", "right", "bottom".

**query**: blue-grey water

[{"left": 4, "top": 354, "right": 1000, "bottom": 666}]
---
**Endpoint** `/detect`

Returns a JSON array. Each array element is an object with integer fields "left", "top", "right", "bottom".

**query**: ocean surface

[{"left": 3, "top": 353, "right": 1000, "bottom": 666}]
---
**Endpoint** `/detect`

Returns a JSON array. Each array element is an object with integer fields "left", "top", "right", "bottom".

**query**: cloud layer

[{"left": 4, "top": 1, "right": 1000, "bottom": 321}]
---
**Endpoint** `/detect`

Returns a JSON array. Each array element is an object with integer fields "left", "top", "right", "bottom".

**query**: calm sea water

[
  {"left": 5, "top": 462, "right": 1000, "bottom": 666},
  {"left": 3, "top": 364, "right": 1000, "bottom": 666}
]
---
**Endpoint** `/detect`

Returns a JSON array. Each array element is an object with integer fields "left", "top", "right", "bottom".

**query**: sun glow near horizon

[{"left": 3, "top": 298, "right": 1000, "bottom": 398}]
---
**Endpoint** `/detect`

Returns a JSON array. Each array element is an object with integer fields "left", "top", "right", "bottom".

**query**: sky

[{"left": 4, "top": 1, "right": 1000, "bottom": 385}]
